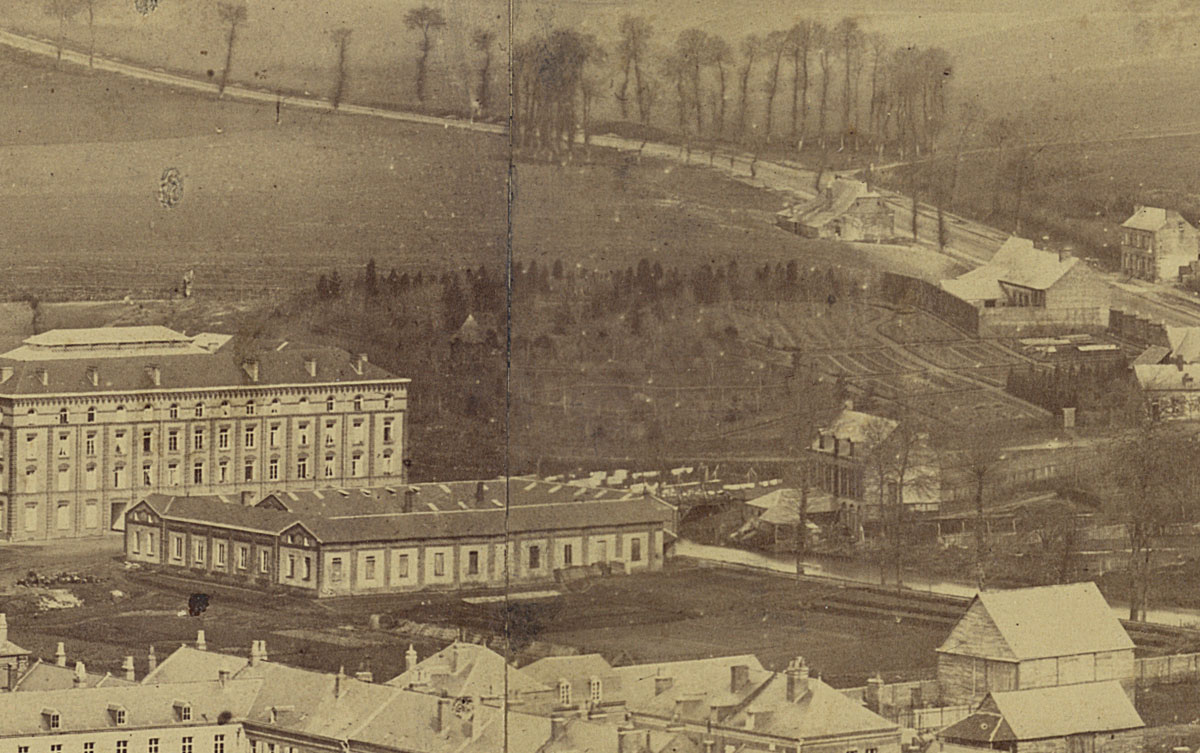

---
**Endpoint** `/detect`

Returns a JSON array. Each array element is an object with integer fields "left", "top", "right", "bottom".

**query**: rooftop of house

[
  {"left": 815, "top": 409, "right": 899, "bottom": 447},
  {"left": 727, "top": 670, "right": 899, "bottom": 741},
  {"left": 137, "top": 489, "right": 673, "bottom": 545},
  {"left": 940, "top": 236, "right": 1079, "bottom": 302},
  {"left": 385, "top": 642, "right": 549, "bottom": 699},
  {"left": 1121, "top": 205, "right": 1193, "bottom": 233},
  {"left": 1166, "top": 326, "right": 1200, "bottom": 363},
  {"left": 609, "top": 654, "right": 768, "bottom": 719},
  {"left": 0, "top": 678, "right": 263, "bottom": 735},
  {"left": 235, "top": 661, "right": 397, "bottom": 739},
  {"left": 786, "top": 179, "right": 882, "bottom": 229},
  {"left": 938, "top": 582, "right": 1133, "bottom": 661},
  {"left": 0, "top": 327, "right": 403, "bottom": 394},
  {"left": 141, "top": 646, "right": 249, "bottom": 686},
  {"left": 1134, "top": 362, "right": 1200, "bottom": 391},
  {"left": 940, "top": 681, "right": 1143, "bottom": 743},
  {"left": 744, "top": 488, "right": 842, "bottom": 519},
  {"left": 13, "top": 659, "right": 137, "bottom": 692}
]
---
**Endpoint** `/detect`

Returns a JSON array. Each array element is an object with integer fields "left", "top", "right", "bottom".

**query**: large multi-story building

[{"left": 0, "top": 326, "right": 409, "bottom": 541}]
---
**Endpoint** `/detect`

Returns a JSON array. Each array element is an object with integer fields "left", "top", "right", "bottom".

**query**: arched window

[
  {"left": 353, "top": 395, "right": 363, "bottom": 412},
  {"left": 58, "top": 408, "right": 68, "bottom": 425},
  {"left": 195, "top": 403, "right": 204, "bottom": 418},
  {"left": 168, "top": 404, "right": 179, "bottom": 419},
  {"left": 326, "top": 395, "right": 336, "bottom": 412},
  {"left": 86, "top": 406, "right": 96, "bottom": 423}
]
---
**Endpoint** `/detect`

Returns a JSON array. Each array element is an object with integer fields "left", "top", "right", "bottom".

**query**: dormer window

[
  {"left": 42, "top": 708, "right": 61, "bottom": 730},
  {"left": 589, "top": 678, "right": 602, "bottom": 704},
  {"left": 174, "top": 701, "right": 192, "bottom": 722},
  {"left": 109, "top": 704, "right": 127, "bottom": 726},
  {"left": 58, "top": 408, "right": 68, "bottom": 425},
  {"left": 558, "top": 679, "right": 571, "bottom": 706}
]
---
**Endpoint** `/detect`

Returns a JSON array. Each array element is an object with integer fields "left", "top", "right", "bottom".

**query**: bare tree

[
  {"left": 44, "top": 0, "right": 83, "bottom": 68},
  {"left": 674, "top": 29, "right": 710, "bottom": 137},
  {"left": 736, "top": 34, "right": 761, "bottom": 142},
  {"left": 815, "top": 25, "right": 833, "bottom": 149},
  {"left": 330, "top": 28, "right": 352, "bottom": 110},
  {"left": 787, "top": 21, "right": 816, "bottom": 150},
  {"left": 216, "top": 2, "right": 248, "bottom": 97},
  {"left": 939, "top": 427, "right": 1008, "bottom": 591},
  {"left": 404, "top": 5, "right": 447, "bottom": 104},
  {"left": 761, "top": 30, "right": 789, "bottom": 143},
  {"left": 82, "top": 0, "right": 102, "bottom": 68},
  {"left": 707, "top": 34, "right": 732, "bottom": 139},
  {"left": 471, "top": 29, "right": 496, "bottom": 114},
  {"left": 834, "top": 17, "right": 863, "bottom": 150},
  {"left": 616, "top": 15, "right": 654, "bottom": 124},
  {"left": 1105, "top": 422, "right": 1199, "bottom": 620},
  {"left": 866, "top": 32, "right": 888, "bottom": 147}
]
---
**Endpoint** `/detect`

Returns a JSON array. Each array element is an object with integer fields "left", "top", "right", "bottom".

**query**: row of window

[
  {"left": 22, "top": 733, "right": 220, "bottom": 753},
  {"left": 34, "top": 417, "right": 397, "bottom": 460},
  {"left": 168, "top": 534, "right": 283, "bottom": 576},
  {"left": 557, "top": 677, "right": 604, "bottom": 706},
  {"left": 21, "top": 450, "right": 399, "bottom": 493},
  {"left": 48, "top": 394, "right": 398, "bottom": 424}
]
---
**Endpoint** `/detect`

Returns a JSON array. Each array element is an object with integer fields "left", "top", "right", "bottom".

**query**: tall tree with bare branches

[
  {"left": 404, "top": 5, "right": 447, "bottom": 104},
  {"left": 616, "top": 15, "right": 654, "bottom": 123},
  {"left": 330, "top": 27, "right": 352, "bottom": 109},
  {"left": 44, "top": 0, "right": 83, "bottom": 68},
  {"left": 471, "top": 29, "right": 496, "bottom": 114},
  {"left": 787, "top": 21, "right": 816, "bottom": 149},
  {"left": 761, "top": 30, "right": 789, "bottom": 143},
  {"left": 216, "top": 2, "right": 248, "bottom": 96},
  {"left": 736, "top": 34, "right": 761, "bottom": 142}
]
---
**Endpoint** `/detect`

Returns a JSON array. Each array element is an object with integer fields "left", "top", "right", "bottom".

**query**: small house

[
  {"left": 937, "top": 583, "right": 1134, "bottom": 707},
  {"left": 777, "top": 179, "right": 895, "bottom": 242},
  {"left": 938, "top": 681, "right": 1143, "bottom": 753},
  {"left": 1120, "top": 205, "right": 1198, "bottom": 283}
]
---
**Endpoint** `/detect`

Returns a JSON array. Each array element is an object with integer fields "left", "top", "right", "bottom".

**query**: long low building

[{"left": 124, "top": 480, "right": 676, "bottom": 597}]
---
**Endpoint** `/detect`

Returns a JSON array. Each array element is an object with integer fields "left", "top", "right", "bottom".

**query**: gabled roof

[
  {"left": 1134, "top": 363, "right": 1200, "bottom": 391},
  {"left": 1166, "top": 326, "right": 1200, "bottom": 363},
  {"left": 385, "top": 641, "right": 549, "bottom": 698},
  {"left": 611, "top": 654, "right": 767, "bottom": 718},
  {"left": 938, "top": 583, "right": 1133, "bottom": 661},
  {"left": 0, "top": 637, "right": 30, "bottom": 659},
  {"left": 789, "top": 179, "right": 880, "bottom": 229},
  {"left": 141, "top": 646, "right": 249, "bottom": 686},
  {"left": 1132, "top": 345, "right": 1171, "bottom": 367},
  {"left": 819, "top": 409, "right": 899, "bottom": 446},
  {"left": 941, "top": 237, "right": 1079, "bottom": 302},
  {"left": 940, "top": 682, "right": 1142, "bottom": 742},
  {"left": 0, "top": 679, "right": 262, "bottom": 734},
  {"left": 234, "top": 661, "right": 396, "bottom": 739},
  {"left": 143, "top": 495, "right": 302, "bottom": 536},
  {"left": 13, "top": 659, "right": 136, "bottom": 692},
  {"left": 745, "top": 488, "right": 841, "bottom": 519},
  {"left": 727, "top": 674, "right": 899, "bottom": 741}
]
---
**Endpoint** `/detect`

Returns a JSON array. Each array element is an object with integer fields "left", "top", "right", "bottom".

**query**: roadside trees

[{"left": 404, "top": 4, "right": 447, "bottom": 105}]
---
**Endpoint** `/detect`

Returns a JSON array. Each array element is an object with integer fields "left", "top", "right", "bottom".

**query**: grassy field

[{"left": 1, "top": 539, "right": 946, "bottom": 687}]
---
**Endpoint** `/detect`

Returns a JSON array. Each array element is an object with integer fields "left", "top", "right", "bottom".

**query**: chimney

[
  {"left": 654, "top": 669, "right": 673, "bottom": 696},
  {"left": 618, "top": 726, "right": 650, "bottom": 753},
  {"left": 195, "top": 630, "right": 207, "bottom": 651},
  {"left": 37, "top": 369, "right": 48, "bottom": 387},
  {"left": 218, "top": 669, "right": 230, "bottom": 688},
  {"left": 86, "top": 367, "right": 99, "bottom": 387},
  {"left": 242, "top": 359, "right": 259, "bottom": 383},
  {"left": 122, "top": 656, "right": 135, "bottom": 682},
  {"left": 730, "top": 664, "right": 750, "bottom": 694},
  {"left": 334, "top": 666, "right": 346, "bottom": 699},
  {"left": 352, "top": 353, "right": 368, "bottom": 376},
  {"left": 474, "top": 481, "right": 485, "bottom": 506},
  {"left": 0, "top": 613, "right": 7, "bottom": 643},
  {"left": 74, "top": 661, "right": 87, "bottom": 687},
  {"left": 249, "top": 640, "right": 262, "bottom": 667},
  {"left": 785, "top": 657, "right": 810, "bottom": 703},
  {"left": 258, "top": 640, "right": 268, "bottom": 662},
  {"left": 146, "top": 366, "right": 161, "bottom": 387},
  {"left": 55, "top": 642, "right": 67, "bottom": 667},
  {"left": 304, "top": 357, "right": 317, "bottom": 378},
  {"left": 0, "top": 366, "right": 12, "bottom": 383},
  {"left": 550, "top": 716, "right": 568, "bottom": 742},
  {"left": 6, "top": 663, "right": 17, "bottom": 690},
  {"left": 240, "top": 490, "right": 256, "bottom": 507},
  {"left": 703, "top": 740, "right": 715, "bottom": 753},
  {"left": 405, "top": 644, "right": 418, "bottom": 673},
  {"left": 865, "top": 674, "right": 885, "bottom": 712},
  {"left": 435, "top": 697, "right": 450, "bottom": 733},
  {"left": 403, "top": 487, "right": 417, "bottom": 514},
  {"left": 147, "top": 646, "right": 157, "bottom": 674}
]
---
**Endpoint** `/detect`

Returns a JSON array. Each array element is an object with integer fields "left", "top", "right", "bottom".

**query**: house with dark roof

[
  {"left": 124, "top": 480, "right": 675, "bottom": 596},
  {"left": 938, "top": 681, "right": 1143, "bottom": 753},
  {"left": 1120, "top": 205, "right": 1198, "bottom": 283},
  {"left": 937, "top": 583, "right": 1135, "bottom": 707},
  {"left": 777, "top": 179, "right": 896, "bottom": 242},
  {"left": 940, "top": 237, "right": 1108, "bottom": 334},
  {"left": 0, "top": 614, "right": 30, "bottom": 690},
  {"left": 0, "top": 325, "right": 410, "bottom": 542}
]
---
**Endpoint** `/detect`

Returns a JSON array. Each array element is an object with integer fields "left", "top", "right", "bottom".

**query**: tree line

[{"left": 515, "top": 15, "right": 953, "bottom": 161}]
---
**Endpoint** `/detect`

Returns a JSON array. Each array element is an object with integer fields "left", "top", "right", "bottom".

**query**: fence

[
  {"left": 1108, "top": 309, "right": 1169, "bottom": 347},
  {"left": 1135, "top": 652, "right": 1200, "bottom": 686},
  {"left": 879, "top": 273, "right": 979, "bottom": 335}
]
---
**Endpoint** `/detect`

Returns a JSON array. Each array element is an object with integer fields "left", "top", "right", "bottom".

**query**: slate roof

[
  {"left": 818, "top": 409, "right": 899, "bottom": 446},
  {"left": 0, "top": 637, "right": 30, "bottom": 658},
  {"left": 1132, "top": 345, "right": 1171, "bottom": 367},
  {"left": 141, "top": 646, "right": 249, "bottom": 686},
  {"left": 13, "top": 659, "right": 136, "bottom": 692},
  {"left": 1121, "top": 206, "right": 1192, "bottom": 233},
  {"left": 611, "top": 654, "right": 767, "bottom": 717},
  {"left": 727, "top": 674, "right": 899, "bottom": 741},
  {"left": 141, "top": 495, "right": 304, "bottom": 536},
  {"left": 25, "top": 326, "right": 192, "bottom": 347},
  {"left": 0, "top": 329, "right": 402, "bottom": 395},
  {"left": 235, "top": 661, "right": 396, "bottom": 739},
  {"left": 0, "top": 678, "right": 262, "bottom": 734},
  {"left": 1166, "top": 326, "right": 1200, "bottom": 363},
  {"left": 940, "top": 682, "right": 1142, "bottom": 742},
  {"left": 745, "top": 488, "right": 841, "bottom": 520},
  {"left": 385, "top": 642, "right": 549, "bottom": 698},
  {"left": 1134, "top": 363, "right": 1200, "bottom": 391},
  {"left": 938, "top": 583, "right": 1133, "bottom": 661},
  {"left": 941, "top": 237, "right": 1079, "bottom": 302}
]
